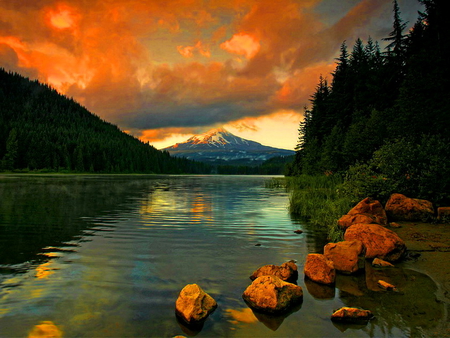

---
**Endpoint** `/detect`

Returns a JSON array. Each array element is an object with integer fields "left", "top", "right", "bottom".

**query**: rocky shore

[
  {"left": 174, "top": 193, "right": 450, "bottom": 337},
  {"left": 393, "top": 221, "right": 450, "bottom": 337}
]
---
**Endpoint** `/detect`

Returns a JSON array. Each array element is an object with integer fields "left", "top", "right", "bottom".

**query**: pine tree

[{"left": 1, "top": 128, "right": 18, "bottom": 170}]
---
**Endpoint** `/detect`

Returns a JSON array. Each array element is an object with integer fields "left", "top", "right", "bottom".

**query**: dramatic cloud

[
  {"left": 220, "top": 33, "right": 260, "bottom": 59},
  {"left": 0, "top": 0, "right": 423, "bottom": 148}
]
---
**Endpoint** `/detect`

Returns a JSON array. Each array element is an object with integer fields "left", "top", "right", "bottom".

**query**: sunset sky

[{"left": 0, "top": 0, "right": 422, "bottom": 150}]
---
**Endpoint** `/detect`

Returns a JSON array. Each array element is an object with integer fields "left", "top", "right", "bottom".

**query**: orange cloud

[
  {"left": 177, "top": 41, "right": 210, "bottom": 58},
  {"left": 273, "top": 62, "right": 336, "bottom": 108},
  {"left": 0, "top": 0, "right": 418, "bottom": 146},
  {"left": 220, "top": 33, "right": 260, "bottom": 59},
  {"left": 47, "top": 5, "right": 77, "bottom": 30}
]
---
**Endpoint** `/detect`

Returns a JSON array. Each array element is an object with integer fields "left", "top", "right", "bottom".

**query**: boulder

[
  {"left": 338, "top": 213, "right": 384, "bottom": 230},
  {"left": 250, "top": 260, "right": 298, "bottom": 283},
  {"left": 348, "top": 197, "right": 388, "bottom": 225},
  {"left": 304, "top": 254, "right": 336, "bottom": 285},
  {"left": 337, "top": 197, "right": 388, "bottom": 229},
  {"left": 385, "top": 193, "right": 434, "bottom": 221},
  {"left": 242, "top": 275, "right": 303, "bottom": 314},
  {"left": 437, "top": 207, "right": 450, "bottom": 221},
  {"left": 372, "top": 258, "right": 394, "bottom": 268},
  {"left": 344, "top": 223, "right": 406, "bottom": 262},
  {"left": 324, "top": 240, "right": 365, "bottom": 274},
  {"left": 175, "top": 284, "right": 217, "bottom": 324},
  {"left": 331, "top": 307, "right": 374, "bottom": 323}
]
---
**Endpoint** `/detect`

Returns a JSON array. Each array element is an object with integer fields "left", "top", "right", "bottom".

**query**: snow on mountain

[{"left": 163, "top": 128, "right": 294, "bottom": 165}]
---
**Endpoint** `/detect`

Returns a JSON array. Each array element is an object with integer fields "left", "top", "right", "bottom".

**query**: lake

[{"left": 0, "top": 175, "right": 445, "bottom": 337}]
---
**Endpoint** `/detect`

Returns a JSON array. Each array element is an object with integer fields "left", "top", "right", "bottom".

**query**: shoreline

[{"left": 393, "top": 222, "right": 450, "bottom": 337}]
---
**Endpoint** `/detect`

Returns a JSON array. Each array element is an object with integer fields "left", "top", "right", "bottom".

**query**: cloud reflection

[{"left": 28, "top": 321, "right": 63, "bottom": 338}]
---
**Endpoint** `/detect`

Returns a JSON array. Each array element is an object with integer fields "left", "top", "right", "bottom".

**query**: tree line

[
  {"left": 288, "top": 0, "right": 449, "bottom": 205},
  {"left": 0, "top": 69, "right": 210, "bottom": 174}
]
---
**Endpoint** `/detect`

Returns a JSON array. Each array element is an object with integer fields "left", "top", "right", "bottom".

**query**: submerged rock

[
  {"left": 324, "top": 240, "right": 365, "bottom": 274},
  {"left": 372, "top": 258, "right": 394, "bottom": 268},
  {"left": 250, "top": 260, "right": 298, "bottom": 283},
  {"left": 344, "top": 223, "right": 406, "bottom": 262},
  {"left": 385, "top": 193, "right": 434, "bottom": 221},
  {"left": 331, "top": 307, "right": 374, "bottom": 323},
  {"left": 175, "top": 284, "right": 217, "bottom": 324},
  {"left": 304, "top": 254, "right": 336, "bottom": 285},
  {"left": 377, "top": 279, "right": 398, "bottom": 291},
  {"left": 242, "top": 275, "right": 303, "bottom": 314}
]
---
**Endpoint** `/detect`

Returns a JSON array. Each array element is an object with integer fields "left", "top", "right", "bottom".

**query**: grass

[{"left": 287, "top": 175, "right": 355, "bottom": 242}]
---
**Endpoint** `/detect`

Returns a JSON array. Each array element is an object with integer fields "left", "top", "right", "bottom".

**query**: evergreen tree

[
  {"left": 1, "top": 128, "right": 18, "bottom": 170},
  {"left": 289, "top": 0, "right": 450, "bottom": 177}
]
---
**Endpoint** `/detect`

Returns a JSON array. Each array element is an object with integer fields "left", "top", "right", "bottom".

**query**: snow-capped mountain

[{"left": 163, "top": 128, "right": 295, "bottom": 165}]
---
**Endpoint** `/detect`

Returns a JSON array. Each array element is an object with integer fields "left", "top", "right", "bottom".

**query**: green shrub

[{"left": 340, "top": 135, "right": 450, "bottom": 206}]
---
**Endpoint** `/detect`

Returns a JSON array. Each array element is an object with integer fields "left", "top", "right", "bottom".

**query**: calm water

[{"left": 0, "top": 175, "right": 445, "bottom": 337}]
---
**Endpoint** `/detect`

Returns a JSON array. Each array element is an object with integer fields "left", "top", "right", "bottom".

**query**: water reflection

[
  {"left": 250, "top": 303, "right": 303, "bottom": 331},
  {"left": 0, "top": 175, "right": 446, "bottom": 337},
  {"left": 226, "top": 307, "right": 258, "bottom": 325},
  {"left": 335, "top": 266, "right": 445, "bottom": 336},
  {"left": 28, "top": 321, "right": 62, "bottom": 338}
]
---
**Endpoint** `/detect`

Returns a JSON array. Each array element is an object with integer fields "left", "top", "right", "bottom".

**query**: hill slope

[
  {"left": 164, "top": 128, "right": 294, "bottom": 165},
  {"left": 0, "top": 69, "right": 210, "bottom": 174}
]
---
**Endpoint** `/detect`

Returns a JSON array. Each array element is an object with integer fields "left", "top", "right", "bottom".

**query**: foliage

[
  {"left": 287, "top": 1, "right": 450, "bottom": 240},
  {"left": 340, "top": 136, "right": 450, "bottom": 206},
  {"left": 288, "top": 175, "right": 353, "bottom": 242},
  {"left": 290, "top": 0, "right": 449, "bottom": 177},
  {"left": 0, "top": 69, "right": 211, "bottom": 174}
]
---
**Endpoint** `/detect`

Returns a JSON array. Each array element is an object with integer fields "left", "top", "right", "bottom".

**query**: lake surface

[{"left": 0, "top": 175, "right": 445, "bottom": 337}]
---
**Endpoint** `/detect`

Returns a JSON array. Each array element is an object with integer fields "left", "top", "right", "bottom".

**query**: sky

[{"left": 0, "top": 0, "right": 423, "bottom": 150}]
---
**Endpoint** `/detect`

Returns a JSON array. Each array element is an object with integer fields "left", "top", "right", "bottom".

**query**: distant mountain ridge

[
  {"left": 0, "top": 68, "right": 210, "bottom": 174},
  {"left": 164, "top": 128, "right": 294, "bottom": 165}
]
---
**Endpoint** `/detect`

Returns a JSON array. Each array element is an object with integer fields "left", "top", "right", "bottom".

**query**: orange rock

[
  {"left": 304, "top": 254, "right": 336, "bottom": 285},
  {"left": 324, "top": 240, "right": 365, "bottom": 274},
  {"left": 372, "top": 258, "right": 394, "bottom": 268},
  {"left": 175, "top": 284, "right": 217, "bottom": 324},
  {"left": 338, "top": 213, "right": 383, "bottom": 230},
  {"left": 437, "top": 207, "right": 450, "bottom": 220},
  {"left": 250, "top": 261, "right": 298, "bottom": 283},
  {"left": 331, "top": 307, "right": 373, "bottom": 323},
  {"left": 385, "top": 193, "right": 434, "bottom": 221},
  {"left": 242, "top": 275, "right": 303, "bottom": 313},
  {"left": 377, "top": 279, "right": 398, "bottom": 291},
  {"left": 347, "top": 197, "right": 388, "bottom": 225},
  {"left": 344, "top": 223, "right": 406, "bottom": 262}
]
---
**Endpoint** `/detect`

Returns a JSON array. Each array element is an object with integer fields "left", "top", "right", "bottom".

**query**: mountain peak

[
  {"left": 187, "top": 127, "right": 234, "bottom": 146},
  {"left": 164, "top": 127, "right": 294, "bottom": 165}
]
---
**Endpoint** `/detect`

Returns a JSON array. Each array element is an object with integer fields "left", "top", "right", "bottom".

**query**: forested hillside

[
  {"left": 288, "top": 0, "right": 450, "bottom": 205},
  {"left": 0, "top": 69, "right": 210, "bottom": 174}
]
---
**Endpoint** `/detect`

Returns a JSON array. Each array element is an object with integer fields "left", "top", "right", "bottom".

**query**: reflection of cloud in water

[
  {"left": 35, "top": 262, "right": 57, "bottom": 279},
  {"left": 28, "top": 321, "right": 63, "bottom": 338},
  {"left": 226, "top": 307, "right": 258, "bottom": 324}
]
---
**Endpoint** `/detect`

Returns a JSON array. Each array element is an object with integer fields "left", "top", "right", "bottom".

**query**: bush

[{"left": 340, "top": 135, "right": 450, "bottom": 206}]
